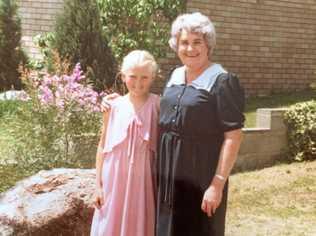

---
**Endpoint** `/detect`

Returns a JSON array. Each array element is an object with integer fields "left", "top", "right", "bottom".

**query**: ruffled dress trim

[{"left": 103, "top": 93, "right": 159, "bottom": 155}]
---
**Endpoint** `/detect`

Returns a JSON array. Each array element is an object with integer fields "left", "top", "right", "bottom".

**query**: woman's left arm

[
  {"left": 201, "top": 72, "right": 245, "bottom": 217},
  {"left": 214, "top": 128, "right": 243, "bottom": 183},
  {"left": 201, "top": 129, "right": 243, "bottom": 217}
]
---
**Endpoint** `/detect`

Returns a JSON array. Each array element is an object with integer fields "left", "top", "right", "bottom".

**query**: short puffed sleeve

[{"left": 215, "top": 73, "right": 245, "bottom": 132}]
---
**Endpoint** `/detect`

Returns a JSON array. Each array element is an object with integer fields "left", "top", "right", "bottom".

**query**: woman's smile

[{"left": 177, "top": 29, "right": 209, "bottom": 71}]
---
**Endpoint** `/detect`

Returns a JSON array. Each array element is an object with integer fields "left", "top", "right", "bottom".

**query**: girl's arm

[{"left": 95, "top": 112, "right": 110, "bottom": 190}]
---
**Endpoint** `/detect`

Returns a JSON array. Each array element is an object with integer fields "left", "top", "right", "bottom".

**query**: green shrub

[
  {"left": 9, "top": 102, "right": 99, "bottom": 169},
  {"left": 0, "top": 0, "right": 27, "bottom": 91},
  {"left": 0, "top": 163, "right": 39, "bottom": 193},
  {"left": 51, "top": 0, "right": 116, "bottom": 91},
  {"left": 7, "top": 65, "right": 102, "bottom": 170},
  {"left": 98, "top": 0, "right": 185, "bottom": 61},
  {"left": 28, "top": 33, "right": 56, "bottom": 72},
  {"left": 0, "top": 100, "right": 21, "bottom": 118},
  {"left": 284, "top": 100, "right": 316, "bottom": 161}
]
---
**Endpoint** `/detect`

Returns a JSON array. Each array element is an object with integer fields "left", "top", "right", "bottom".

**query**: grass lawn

[
  {"left": 245, "top": 89, "right": 316, "bottom": 127},
  {"left": 227, "top": 160, "right": 316, "bottom": 236},
  {"left": 0, "top": 120, "right": 15, "bottom": 162},
  {"left": 0, "top": 103, "right": 34, "bottom": 192},
  {"left": 0, "top": 103, "right": 18, "bottom": 164}
]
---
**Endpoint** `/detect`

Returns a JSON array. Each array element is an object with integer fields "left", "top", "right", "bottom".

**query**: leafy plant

[
  {"left": 0, "top": 100, "right": 21, "bottom": 118},
  {"left": 97, "top": 0, "right": 186, "bottom": 61},
  {"left": 8, "top": 64, "right": 102, "bottom": 170},
  {"left": 28, "top": 33, "right": 56, "bottom": 72},
  {"left": 284, "top": 100, "right": 316, "bottom": 161},
  {"left": 0, "top": 0, "right": 27, "bottom": 91},
  {"left": 52, "top": 0, "right": 116, "bottom": 91}
]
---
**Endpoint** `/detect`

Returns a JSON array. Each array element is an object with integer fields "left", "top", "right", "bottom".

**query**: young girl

[{"left": 90, "top": 50, "right": 159, "bottom": 236}]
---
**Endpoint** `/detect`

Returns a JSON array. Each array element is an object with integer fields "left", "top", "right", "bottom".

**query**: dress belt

[
  {"left": 161, "top": 129, "right": 221, "bottom": 139},
  {"left": 160, "top": 129, "right": 222, "bottom": 208}
]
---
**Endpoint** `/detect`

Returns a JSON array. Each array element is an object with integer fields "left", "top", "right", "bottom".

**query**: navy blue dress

[{"left": 156, "top": 65, "right": 245, "bottom": 236}]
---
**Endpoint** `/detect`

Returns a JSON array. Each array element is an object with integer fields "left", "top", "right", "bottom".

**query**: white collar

[{"left": 166, "top": 64, "right": 227, "bottom": 91}]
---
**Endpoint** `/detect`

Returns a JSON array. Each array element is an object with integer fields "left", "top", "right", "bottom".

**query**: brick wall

[
  {"left": 17, "top": 0, "right": 316, "bottom": 95},
  {"left": 235, "top": 108, "right": 288, "bottom": 172},
  {"left": 17, "top": 0, "right": 63, "bottom": 60},
  {"left": 184, "top": 0, "right": 316, "bottom": 95}
]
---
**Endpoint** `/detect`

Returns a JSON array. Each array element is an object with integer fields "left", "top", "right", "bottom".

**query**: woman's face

[{"left": 177, "top": 29, "right": 209, "bottom": 70}]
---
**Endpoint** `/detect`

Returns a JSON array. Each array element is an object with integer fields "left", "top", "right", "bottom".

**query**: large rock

[{"left": 0, "top": 168, "right": 96, "bottom": 236}]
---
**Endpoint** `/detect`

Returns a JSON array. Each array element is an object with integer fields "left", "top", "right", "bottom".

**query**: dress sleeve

[{"left": 215, "top": 73, "right": 245, "bottom": 132}]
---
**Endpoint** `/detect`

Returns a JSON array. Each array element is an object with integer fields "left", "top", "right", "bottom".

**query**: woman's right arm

[{"left": 101, "top": 93, "right": 120, "bottom": 112}]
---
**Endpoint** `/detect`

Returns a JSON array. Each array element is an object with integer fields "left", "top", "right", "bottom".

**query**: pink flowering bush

[
  {"left": 37, "top": 63, "right": 102, "bottom": 113},
  {"left": 9, "top": 64, "right": 102, "bottom": 169}
]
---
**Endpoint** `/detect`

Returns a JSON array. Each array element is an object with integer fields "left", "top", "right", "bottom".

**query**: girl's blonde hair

[{"left": 121, "top": 50, "right": 158, "bottom": 77}]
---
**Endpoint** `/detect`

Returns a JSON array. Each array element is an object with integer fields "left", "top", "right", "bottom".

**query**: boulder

[{"left": 0, "top": 168, "right": 96, "bottom": 236}]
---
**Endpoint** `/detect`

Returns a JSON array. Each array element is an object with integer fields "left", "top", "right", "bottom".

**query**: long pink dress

[{"left": 90, "top": 93, "right": 159, "bottom": 236}]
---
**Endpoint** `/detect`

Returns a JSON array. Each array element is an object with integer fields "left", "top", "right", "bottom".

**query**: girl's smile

[{"left": 123, "top": 63, "right": 154, "bottom": 99}]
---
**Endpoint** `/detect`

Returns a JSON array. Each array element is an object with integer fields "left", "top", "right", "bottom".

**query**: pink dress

[{"left": 90, "top": 93, "right": 159, "bottom": 236}]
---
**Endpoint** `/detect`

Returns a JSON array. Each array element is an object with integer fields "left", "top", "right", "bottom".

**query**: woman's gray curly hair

[{"left": 169, "top": 12, "right": 216, "bottom": 58}]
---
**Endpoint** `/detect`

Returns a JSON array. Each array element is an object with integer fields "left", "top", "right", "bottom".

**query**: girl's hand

[
  {"left": 201, "top": 181, "right": 223, "bottom": 217},
  {"left": 101, "top": 93, "right": 120, "bottom": 112},
  {"left": 94, "top": 188, "right": 104, "bottom": 209}
]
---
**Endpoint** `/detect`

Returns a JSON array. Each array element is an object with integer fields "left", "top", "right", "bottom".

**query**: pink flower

[
  {"left": 56, "top": 98, "right": 65, "bottom": 110},
  {"left": 17, "top": 91, "right": 31, "bottom": 101},
  {"left": 73, "top": 63, "right": 84, "bottom": 82},
  {"left": 34, "top": 63, "right": 102, "bottom": 113},
  {"left": 39, "top": 85, "right": 54, "bottom": 105},
  {"left": 43, "top": 76, "right": 53, "bottom": 86}
]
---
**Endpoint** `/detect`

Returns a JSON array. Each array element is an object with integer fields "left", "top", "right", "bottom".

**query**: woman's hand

[
  {"left": 101, "top": 93, "right": 120, "bottom": 112},
  {"left": 201, "top": 179, "right": 224, "bottom": 217},
  {"left": 201, "top": 129, "right": 242, "bottom": 217},
  {"left": 94, "top": 188, "right": 104, "bottom": 209}
]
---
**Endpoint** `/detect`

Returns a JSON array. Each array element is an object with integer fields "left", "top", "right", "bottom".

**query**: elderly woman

[
  {"left": 101, "top": 12, "right": 244, "bottom": 236},
  {"left": 156, "top": 12, "right": 245, "bottom": 236}
]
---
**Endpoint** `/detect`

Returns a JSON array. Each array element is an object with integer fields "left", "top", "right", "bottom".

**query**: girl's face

[
  {"left": 122, "top": 64, "right": 154, "bottom": 98},
  {"left": 177, "top": 29, "right": 210, "bottom": 70}
]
